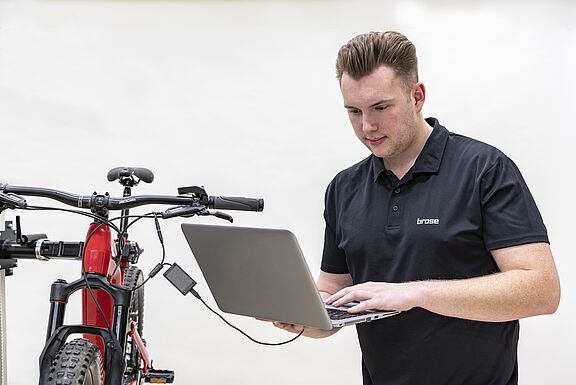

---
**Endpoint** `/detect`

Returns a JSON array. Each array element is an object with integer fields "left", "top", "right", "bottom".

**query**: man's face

[{"left": 340, "top": 66, "right": 421, "bottom": 160}]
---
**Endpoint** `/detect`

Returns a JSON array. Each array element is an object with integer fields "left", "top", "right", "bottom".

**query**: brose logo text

[{"left": 416, "top": 217, "right": 440, "bottom": 225}]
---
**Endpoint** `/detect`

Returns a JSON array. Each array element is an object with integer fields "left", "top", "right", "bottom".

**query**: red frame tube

[
  {"left": 128, "top": 320, "right": 152, "bottom": 372},
  {"left": 81, "top": 223, "right": 122, "bottom": 358}
]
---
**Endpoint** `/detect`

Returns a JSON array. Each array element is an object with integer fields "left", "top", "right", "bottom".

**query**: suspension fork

[{"left": 46, "top": 275, "right": 132, "bottom": 363}]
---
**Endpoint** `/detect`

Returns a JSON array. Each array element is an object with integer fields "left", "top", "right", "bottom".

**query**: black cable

[
  {"left": 125, "top": 239, "right": 167, "bottom": 293},
  {"left": 127, "top": 214, "right": 168, "bottom": 292},
  {"left": 108, "top": 212, "right": 167, "bottom": 292},
  {"left": 130, "top": 262, "right": 171, "bottom": 293},
  {"left": 25, "top": 205, "right": 122, "bottom": 233},
  {"left": 161, "top": 262, "right": 303, "bottom": 345},
  {"left": 193, "top": 291, "right": 304, "bottom": 346},
  {"left": 107, "top": 213, "right": 156, "bottom": 280}
]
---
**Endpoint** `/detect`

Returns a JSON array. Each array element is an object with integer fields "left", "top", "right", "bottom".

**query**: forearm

[
  {"left": 328, "top": 243, "right": 561, "bottom": 322},
  {"left": 414, "top": 268, "right": 560, "bottom": 322}
]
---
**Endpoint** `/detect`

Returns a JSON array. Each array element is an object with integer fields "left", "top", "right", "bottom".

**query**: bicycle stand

[
  {"left": 0, "top": 214, "right": 17, "bottom": 385},
  {"left": 0, "top": 270, "right": 6, "bottom": 385}
]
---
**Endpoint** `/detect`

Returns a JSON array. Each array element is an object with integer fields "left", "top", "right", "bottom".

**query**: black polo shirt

[{"left": 321, "top": 118, "right": 548, "bottom": 385}]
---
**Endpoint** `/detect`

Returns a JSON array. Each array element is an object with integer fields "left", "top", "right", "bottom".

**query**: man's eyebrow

[
  {"left": 344, "top": 99, "right": 393, "bottom": 109},
  {"left": 369, "top": 99, "right": 393, "bottom": 107}
]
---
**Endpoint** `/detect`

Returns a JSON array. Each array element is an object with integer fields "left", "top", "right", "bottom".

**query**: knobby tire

[{"left": 45, "top": 338, "right": 103, "bottom": 385}]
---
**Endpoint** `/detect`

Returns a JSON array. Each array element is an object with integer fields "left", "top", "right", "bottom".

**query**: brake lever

[
  {"left": 0, "top": 192, "right": 27, "bottom": 212},
  {"left": 196, "top": 209, "right": 233, "bottom": 223},
  {"left": 161, "top": 205, "right": 203, "bottom": 219},
  {"left": 212, "top": 211, "right": 233, "bottom": 223},
  {"left": 162, "top": 205, "right": 233, "bottom": 223}
]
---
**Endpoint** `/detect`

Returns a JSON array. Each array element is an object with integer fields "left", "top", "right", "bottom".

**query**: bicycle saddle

[{"left": 107, "top": 167, "right": 154, "bottom": 184}]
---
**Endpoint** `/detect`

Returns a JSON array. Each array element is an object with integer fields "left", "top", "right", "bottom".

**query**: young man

[{"left": 274, "top": 31, "right": 560, "bottom": 385}]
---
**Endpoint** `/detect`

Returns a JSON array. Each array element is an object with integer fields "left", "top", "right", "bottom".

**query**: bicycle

[{"left": 0, "top": 166, "right": 263, "bottom": 385}]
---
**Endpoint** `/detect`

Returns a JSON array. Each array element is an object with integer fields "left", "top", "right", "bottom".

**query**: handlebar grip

[{"left": 209, "top": 196, "right": 264, "bottom": 212}]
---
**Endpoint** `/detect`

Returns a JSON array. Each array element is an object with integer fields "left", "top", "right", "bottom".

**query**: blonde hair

[{"left": 336, "top": 31, "right": 418, "bottom": 89}]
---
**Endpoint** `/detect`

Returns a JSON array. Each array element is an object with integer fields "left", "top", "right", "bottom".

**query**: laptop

[{"left": 181, "top": 224, "right": 399, "bottom": 330}]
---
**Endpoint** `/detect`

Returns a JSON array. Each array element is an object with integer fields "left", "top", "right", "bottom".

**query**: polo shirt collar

[{"left": 371, "top": 117, "right": 449, "bottom": 182}]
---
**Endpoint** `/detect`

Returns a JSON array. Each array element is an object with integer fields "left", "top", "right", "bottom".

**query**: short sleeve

[
  {"left": 320, "top": 180, "right": 350, "bottom": 274},
  {"left": 480, "top": 156, "right": 549, "bottom": 251}
]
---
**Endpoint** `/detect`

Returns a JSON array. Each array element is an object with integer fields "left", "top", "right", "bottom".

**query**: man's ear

[{"left": 413, "top": 82, "right": 426, "bottom": 113}]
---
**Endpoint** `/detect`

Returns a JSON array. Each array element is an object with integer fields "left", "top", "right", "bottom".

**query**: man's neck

[{"left": 383, "top": 119, "right": 433, "bottom": 180}]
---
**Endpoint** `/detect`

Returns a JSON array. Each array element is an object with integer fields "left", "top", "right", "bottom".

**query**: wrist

[{"left": 408, "top": 280, "right": 431, "bottom": 310}]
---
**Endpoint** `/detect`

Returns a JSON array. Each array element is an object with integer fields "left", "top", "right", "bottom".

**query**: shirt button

[
  {"left": 394, "top": 188, "right": 401, "bottom": 194},
  {"left": 392, "top": 205, "right": 399, "bottom": 212}
]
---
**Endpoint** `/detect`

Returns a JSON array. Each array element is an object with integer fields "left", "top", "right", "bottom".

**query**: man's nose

[{"left": 362, "top": 115, "right": 378, "bottom": 133}]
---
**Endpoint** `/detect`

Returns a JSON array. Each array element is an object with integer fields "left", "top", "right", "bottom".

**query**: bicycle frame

[{"left": 0, "top": 173, "right": 264, "bottom": 384}]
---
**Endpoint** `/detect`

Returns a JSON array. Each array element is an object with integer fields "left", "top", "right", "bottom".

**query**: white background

[{"left": 0, "top": 0, "right": 574, "bottom": 384}]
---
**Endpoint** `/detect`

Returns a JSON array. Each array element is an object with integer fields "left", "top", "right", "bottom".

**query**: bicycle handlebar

[{"left": 0, "top": 185, "right": 264, "bottom": 213}]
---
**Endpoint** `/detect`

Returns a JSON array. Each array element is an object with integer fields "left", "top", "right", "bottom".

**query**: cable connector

[
  {"left": 163, "top": 263, "right": 200, "bottom": 298},
  {"left": 148, "top": 263, "right": 165, "bottom": 278},
  {"left": 153, "top": 215, "right": 164, "bottom": 244}
]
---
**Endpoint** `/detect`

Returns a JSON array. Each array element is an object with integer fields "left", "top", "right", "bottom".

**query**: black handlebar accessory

[
  {"left": 107, "top": 167, "right": 154, "bottom": 185},
  {"left": 0, "top": 191, "right": 27, "bottom": 211},
  {"left": 209, "top": 196, "right": 264, "bottom": 212},
  {"left": 177, "top": 186, "right": 209, "bottom": 206}
]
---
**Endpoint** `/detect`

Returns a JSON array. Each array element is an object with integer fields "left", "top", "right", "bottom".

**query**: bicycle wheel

[
  {"left": 46, "top": 338, "right": 103, "bottom": 385},
  {"left": 123, "top": 266, "right": 144, "bottom": 374}
]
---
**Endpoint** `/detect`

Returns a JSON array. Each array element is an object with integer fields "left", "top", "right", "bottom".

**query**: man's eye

[
  {"left": 375, "top": 105, "right": 389, "bottom": 111},
  {"left": 348, "top": 109, "right": 361, "bottom": 115}
]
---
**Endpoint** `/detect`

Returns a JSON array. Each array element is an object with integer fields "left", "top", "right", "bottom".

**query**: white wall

[{"left": 0, "top": 0, "right": 573, "bottom": 384}]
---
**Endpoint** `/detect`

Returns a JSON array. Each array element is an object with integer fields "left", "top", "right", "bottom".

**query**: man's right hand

[{"left": 271, "top": 321, "right": 340, "bottom": 339}]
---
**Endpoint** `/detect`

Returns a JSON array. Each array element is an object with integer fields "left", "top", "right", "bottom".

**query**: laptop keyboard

[{"left": 326, "top": 307, "right": 368, "bottom": 321}]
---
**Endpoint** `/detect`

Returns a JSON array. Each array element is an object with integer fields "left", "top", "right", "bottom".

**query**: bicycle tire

[
  {"left": 123, "top": 266, "right": 144, "bottom": 375},
  {"left": 45, "top": 338, "right": 103, "bottom": 385}
]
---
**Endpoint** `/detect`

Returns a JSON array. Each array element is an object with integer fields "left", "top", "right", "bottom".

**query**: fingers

[
  {"left": 272, "top": 321, "right": 303, "bottom": 334},
  {"left": 326, "top": 282, "right": 408, "bottom": 313},
  {"left": 325, "top": 282, "right": 387, "bottom": 312},
  {"left": 325, "top": 287, "right": 353, "bottom": 304},
  {"left": 346, "top": 299, "right": 376, "bottom": 313},
  {"left": 325, "top": 282, "right": 375, "bottom": 304},
  {"left": 327, "top": 288, "right": 370, "bottom": 307}
]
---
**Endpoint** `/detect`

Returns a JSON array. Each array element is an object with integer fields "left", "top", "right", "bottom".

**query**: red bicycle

[{"left": 0, "top": 167, "right": 263, "bottom": 385}]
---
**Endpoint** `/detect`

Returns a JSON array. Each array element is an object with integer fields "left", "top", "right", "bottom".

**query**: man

[{"left": 274, "top": 31, "right": 560, "bottom": 385}]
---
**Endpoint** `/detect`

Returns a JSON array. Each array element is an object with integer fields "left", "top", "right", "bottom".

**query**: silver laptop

[{"left": 181, "top": 224, "right": 399, "bottom": 330}]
